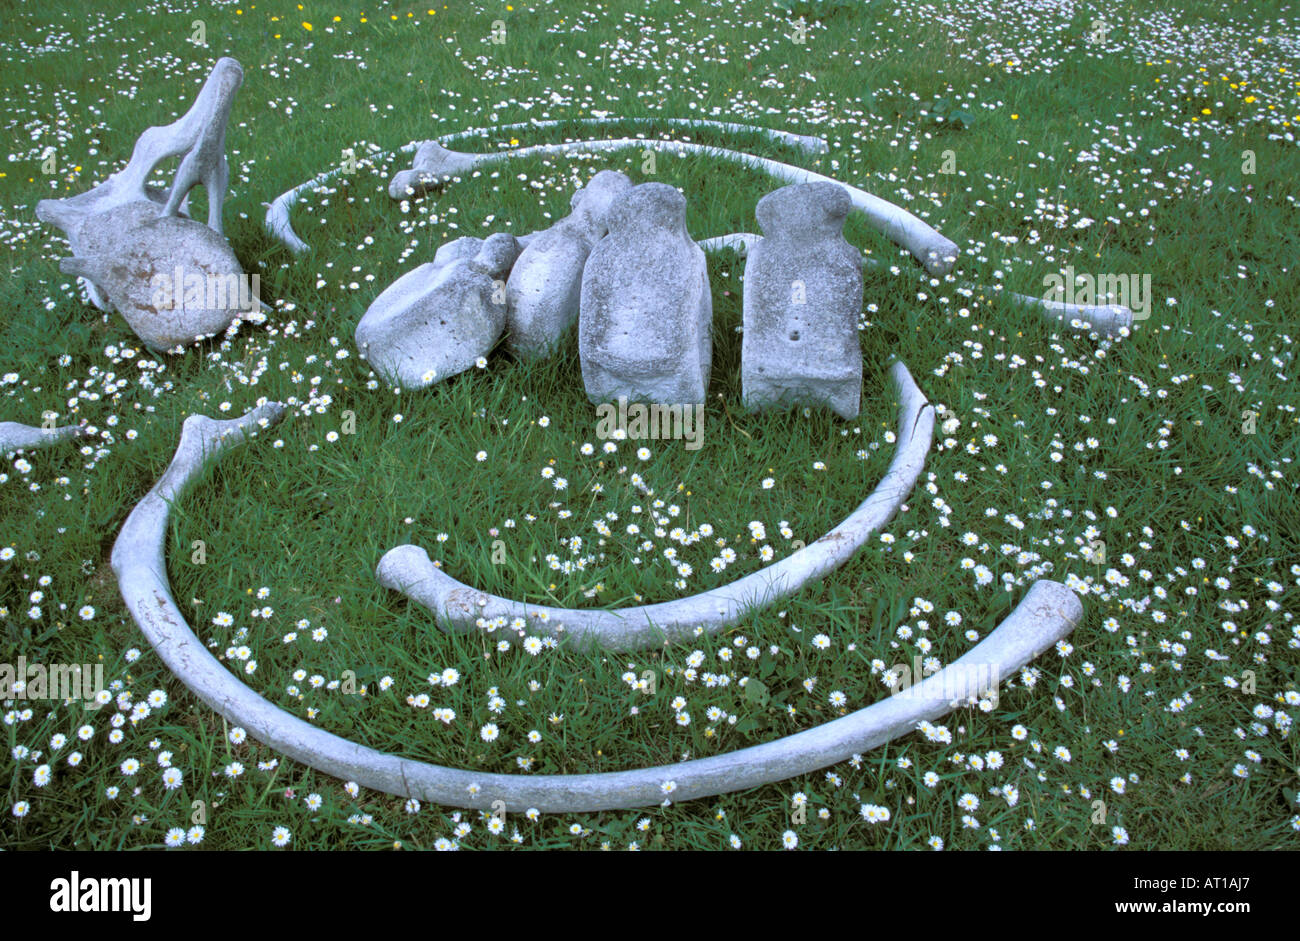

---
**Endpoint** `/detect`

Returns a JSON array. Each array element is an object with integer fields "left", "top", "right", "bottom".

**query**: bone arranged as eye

[
  {"left": 378, "top": 360, "right": 934, "bottom": 651},
  {"left": 112, "top": 400, "right": 1083, "bottom": 812}
]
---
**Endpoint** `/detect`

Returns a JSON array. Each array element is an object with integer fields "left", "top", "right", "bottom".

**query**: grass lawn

[{"left": 1, "top": 0, "right": 1296, "bottom": 850}]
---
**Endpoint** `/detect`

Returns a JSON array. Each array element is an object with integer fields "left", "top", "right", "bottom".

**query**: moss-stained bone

[{"left": 55, "top": 202, "right": 252, "bottom": 352}]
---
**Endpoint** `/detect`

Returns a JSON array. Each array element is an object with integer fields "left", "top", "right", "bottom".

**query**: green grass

[{"left": 1, "top": 0, "right": 1297, "bottom": 850}]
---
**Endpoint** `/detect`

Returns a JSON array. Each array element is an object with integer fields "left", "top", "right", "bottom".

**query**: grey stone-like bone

[
  {"left": 505, "top": 170, "right": 632, "bottom": 360},
  {"left": 56, "top": 201, "right": 253, "bottom": 352},
  {"left": 35, "top": 58, "right": 248, "bottom": 349},
  {"left": 113, "top": 402, "right": 1080, "bottom": 813},
  {"left": 39, "top": 185, "right": 192, "bottom": 314},
  {"left": 379, "top": 137, "right": 960, "bottom": 276},
  {"left": 386, "top": 119, "right": 827, "bottom": 202},
  {"left": 0, "top": 420, "right": 88, "bottom": 455},
  {"left": 378, "top": 359, "right": 933, "bottom": 649},
  {"left": 579, "top": 182, "right": 712, "bottom": 405},
  {"left": 388, "top": 141, "right": 482, "bottom": 199},
  {"left": 741, "top": 183, "right": 864, "bottom": 419},
  {"left": 355, "top": 233, "right": 521, "bottom": 389},
  {"left": 699, "top": 233, "right": 1136, "bottom": 338},
  {"left": 1021, "top": 293, "right": 1133, "bottom": 335},
  {"left": 36, "top": 57, "right": 243, "bottom": 311}
]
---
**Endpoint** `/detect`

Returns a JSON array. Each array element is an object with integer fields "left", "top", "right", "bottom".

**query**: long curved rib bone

[
  {"left": 439, "top": 117, "right": 829, "bottom": 156},
  {"left": 0, "top": 420, "right": 88, "bottom": 455},
  {"left": 698, "top": 233, "right": 1135, "bottom": 337},
  {"left": 112, "top": 400, "right": 1080, "bottom": 812},
  {"left": 377, "top": 359, "right": 935, "bottom": 650},
  {"left": 266, "top": 120, "right": 826, "bottom": 255},
  {"left": 431, "top": 118, "right": 826, "bottom": 155},
  {"left": 385, "top": 138, "right": 959, "bottom": 277}
]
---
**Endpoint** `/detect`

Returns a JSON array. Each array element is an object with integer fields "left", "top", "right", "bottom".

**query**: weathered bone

[
  {"left": 268, "top": 126, "right": 960, "bottom": 275},
  {"left": 387, "top": 141, "right": 481, "bottom": 199},
  {"left": 0, "top": 420, "right": 88, "bottom": 455},
  {"left": 37, "top": 57, "right": 242, "bottom": 239},
  {"left": 578, "top": 181, "right": 712, "bottom": 405},
  {"left": 390, "top": 119, "right": 829, "bottom": 200},
  {"left": 443, "top": 117, "right": 829, "bottom": 156},
  {"left": 355, "top": 233, "right": 521, "bottom": 389},
  {"left": 56, "top": 201, "right": 254, "bottom": 352},
  {"left": 377, "top": 359, "right": 934, "bottom": 649},
  {"left": 699, "top": 233, "right": 1135, "bottom": 337},
  {"left": 269, "top": 120, "right": 827, "bottom": 254},
  {"left": 505, "top": 169, "right": 633, "bottom": 360},
  {"left": 380, "top": 137, "right": 960, "bottom": 276},
  {"left": 113, "top": 402, "right": 1080, "bottom": 812},
  {"left": 741, "top": 183, "right": 864, "bottom": 418},
  {"left": 35, "top": 58, "right": 246, "bottom": 340},
  {"left": 1010, "top": 290, "right": 1133, "bottom": 335}
]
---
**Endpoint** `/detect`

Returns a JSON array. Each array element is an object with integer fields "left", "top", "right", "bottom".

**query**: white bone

[
  {"left": 0, "top": 421, "right": 88, "bottom": 455},
  {"left": 111, "top": 400, "right": 1081, "bottom": 812},
  {"left": 266, "top": 118, "right": 823, "bottom": 254},
  {"left": 698, "top": 233, "right": 1135, "bottom": 337},
  {"left": 441, "top": 117, "right": 828, "bottom": 155},
  {"left": 265, "top": 123, "right": 958, "bottom": 273},
  {"left": 36, "top": 57, "right": 242, "bottom": 237},
  {"left": 377, "top": 359, "right": 934, "bottom": 649},
  {"left": 381, "top": 138, "right": 958, "bottom": 276}
]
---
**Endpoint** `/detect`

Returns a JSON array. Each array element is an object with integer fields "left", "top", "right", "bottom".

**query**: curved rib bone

[
  {"left": 0, "top": 420, "right": 88, "bottom": 455},
  {"left": 266, "top": 120, "right": 826, "bottom": 255},
  {"left": 384, "top": 138, "right": 959, "bottom": 277},
  {"left": 112, "top": 401, "right": 1080, "bottom": 812},
  {"left": 377, "top": 359, "right": 935, "bottom": 650},
  {"left": 698, "top": 233, "right": 1134, "bottom": 337},
  {"left": 438, "top": 117, "right": 829, "bottom": 156},
  {"left": 1002, "top": 289, "right": 1133, "bottom": 336}
]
